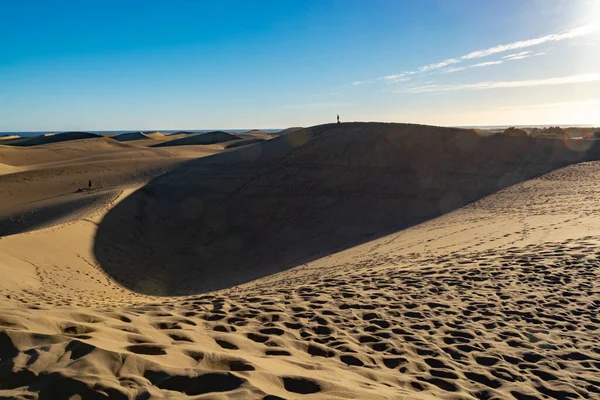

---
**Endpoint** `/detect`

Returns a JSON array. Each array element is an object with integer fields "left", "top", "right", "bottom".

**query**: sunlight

[{"left": 577, "top": 0, "right": 600, "bottom": 26}]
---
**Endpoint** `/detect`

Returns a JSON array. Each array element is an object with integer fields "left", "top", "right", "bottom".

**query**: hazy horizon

[
  {"left": 2, "top": 123, "right": 599, "bottom": 138},
  {"left": 1, "top": 0, "right": 599, "bottom": 130}
]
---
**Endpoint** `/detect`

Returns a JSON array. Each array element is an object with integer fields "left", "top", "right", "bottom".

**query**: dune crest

[
  {"left": 3, "top": 131, "right": 101, "bottom": 147},
  {"left": 112, "top": 131, "right": 167, "bottom": 142},
  {"left": 153, "top": 131, "right": 241, "bottom": 147}
]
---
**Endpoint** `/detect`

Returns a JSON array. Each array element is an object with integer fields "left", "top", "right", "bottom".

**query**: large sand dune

[
  {"left": 94, "top": 123, "right": 599, "bottom": 295},
  {"left": 1, "top": 123, "right": 600, "bottom": 399}
]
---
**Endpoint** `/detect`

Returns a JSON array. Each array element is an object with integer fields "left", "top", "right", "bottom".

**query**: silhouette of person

[
  {"left": 88, "top": 180, "right": 92, "bottom": 189},
  {"left": 337, "top": 114, "right": 340, "bottom": 124}
]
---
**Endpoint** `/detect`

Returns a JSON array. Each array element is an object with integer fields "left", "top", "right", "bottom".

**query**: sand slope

[
  {"left": 3, "top": 131, "right": 101, "bottom": 147},
  {"left": 0, "top": 137, "right": 151, "bottom": 167},
  {"left": 222, "top": 137, "right": 266, "bottom": 149},
  {"left": 1, "top": 123, "right": 600, "bottom": 399},
  {"left": 0, "top": 137, "right": 223, "bottom": 237},
  {"left": 153, "top": 131, "right": 240, "bottom": 147},
  {"left": 239, "top": 130, "right": 280, "bottom": 140},
  {"left": 112, "top": 132, "right": 167, "bottom": 142},
  {"left": 94, "top": 123, "right": 599, "bottom": 295}
]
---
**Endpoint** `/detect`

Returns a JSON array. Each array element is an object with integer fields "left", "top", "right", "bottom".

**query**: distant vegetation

[
  {"left": 500, "top": 127, "right": 528, "bottom": 137},
  {"left": 529, "top": 126, "right": 565, "bottom": 139},
  {"left": 500, "top": 126, "right": 600, "bottom": 140}
]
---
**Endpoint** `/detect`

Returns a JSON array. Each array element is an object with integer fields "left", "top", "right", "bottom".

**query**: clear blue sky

[{"left": 1, "top": 0, "right": 599, "bottom": 131}]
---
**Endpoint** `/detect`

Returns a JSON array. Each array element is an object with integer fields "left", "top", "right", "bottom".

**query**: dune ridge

[
  {"left": 2, "top": 131, "right": 101, "bottom": 147},
  {"left": 153, "top": 131, "right": 241, "bottom": 147},
  {"left": 112, "top": 132, "right": 167, "bottom": 142}
]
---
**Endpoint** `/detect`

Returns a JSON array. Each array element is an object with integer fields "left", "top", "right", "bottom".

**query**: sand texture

[{"left": 1, "top": 123, "right": 599, "bottom": 399}]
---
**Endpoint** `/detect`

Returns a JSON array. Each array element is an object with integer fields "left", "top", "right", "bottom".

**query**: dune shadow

[
  {"left": 92, "top": 123, "right": 600, "bottom": 295},
  {"left": 3, "top": 132, "right": 100, "bottom": 147},
  {"left": 0, "top": 192, "right": 114, "bottom": 237}
]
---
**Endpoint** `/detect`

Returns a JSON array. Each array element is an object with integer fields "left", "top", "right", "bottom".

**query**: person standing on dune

[{"left": 337, "top": 114, "right": 340, "bottom": 124}]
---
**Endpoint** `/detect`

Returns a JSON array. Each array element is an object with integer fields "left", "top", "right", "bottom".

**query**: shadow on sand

[{"left": 93, "top": 123, "right": 600, "bottom": 295}]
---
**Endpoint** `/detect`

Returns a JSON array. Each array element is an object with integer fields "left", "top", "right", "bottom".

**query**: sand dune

[
  {"left": 170, "top": 131, "right": 195, "bottom": 135},
  {"left": 277, "top": 127, "right": 303, "bottom": 135},
  {"left": 239, "top": 129, "right": 280, "bottom": 140},
  {"left": 112, "top": 131, "right": 167, "bottom": 142},
  {"left": 3, "top": 131, "right": 101, "bottom": 147},
  {"left": 153, "top": 131, "right": 241, "bottom": 147},
  {"left": 1, "top": 123, "right": 600, "bottom": 399},
  {"left": 0, "top": 137, "right": 223, "bottom": 237},
  {"left": 0, "top": 137, "right": 178, "bottom": 168},
  {"left": 95, "top": 123, "right": 599, "bottom": 295},
  {"left": 222, "top": 137, "right": 266, "bottom": 149}
]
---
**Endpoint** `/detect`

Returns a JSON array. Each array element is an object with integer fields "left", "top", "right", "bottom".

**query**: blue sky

[{"left": 1, "top": 0, "right": 599, "bottom": 131}]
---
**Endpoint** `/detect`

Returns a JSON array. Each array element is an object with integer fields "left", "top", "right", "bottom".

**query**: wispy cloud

[
  {"left": 502, "top": 51, "right": 532, "bottom": 59},
  {"left": 379, "top": 74, "right": 411, "bottom": 83},
  {"left": 370, "top": 24, "right": 597, "bottom": 84},
  {"left": 460, "top": 25, "right": 597, "bottom": 60},
  {"left": 403, "top": 73, "right": 600, "bottom": 93},
  {"left": 472, "top": 61, "right": 503, "bottom": 68},
  {"left": 506, "top": 55, "right": 530, "bottom": 60},
  {"left": 442, "top": 60, "right": 503, "bottom": 74},
  {"left": 416, "top": 58, "right": 461, "bottom": 73},
  {"left": 442, "top": 67, "right": 467, "bottom": 73}
]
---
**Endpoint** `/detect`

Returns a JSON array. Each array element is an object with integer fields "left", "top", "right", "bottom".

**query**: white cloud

[
  {"left": 502, "top": 51, "right": 532, "bottom": 59},
  {"left": 379, "top": 74, "right": 410, "bottom": 83},
  {"left": 402, "top": 73, "right": 600, "bottom": 93},
  {"left": 352, "top": 81, "right": 363, "bottom": 86},
  {"left": 405, "top": 84, "right": 439, "bottom": 93},
  {"left": 442, "top": 67, "right": 467, "bottom": 73},
  {"left": 372, "top": 24, "right": 597, "bottom": 84},
  {"left": 417, "top": 58, "right": 461, "bottom": 73},
  {"left": 506, "top": 55, "right": 531, "bottom": 60},
  {"left": 442, "top": 60, "right": 502, "bottom": 74},
  {"left": 472, "top": 61, "right": 503, "bottom": 67},
  {"left": 460, "top": 24, "right": 597, "bottom": 60}
]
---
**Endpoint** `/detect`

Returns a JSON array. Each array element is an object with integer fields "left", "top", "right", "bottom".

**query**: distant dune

[
  {"left": 278, "top": 126, "right": 303, "bottom": 135},
  {"left": 169, "top": 130, "right": 195, "bottom": 135},
  {"left": 2, "top": 131, "right": 101, "bottom": 147},
  {"left": 153, "top": 131, "right": 240, "bottom": 147},
  {"left": 222, "top": 137, "right": 265, "bottom": 149},
  {"left": 239, "top": 129, "right": 279, "bottom": 140},
  {"left": 0, "top": 135, "right": 20, "bottom": 141},
  {"left": 112, "top": 131, "right": 166, "bottom": 142}
]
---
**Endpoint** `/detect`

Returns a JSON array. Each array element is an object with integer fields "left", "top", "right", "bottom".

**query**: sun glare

[{"left": 584, "top": 0, "right": 600, "bottom": 26}]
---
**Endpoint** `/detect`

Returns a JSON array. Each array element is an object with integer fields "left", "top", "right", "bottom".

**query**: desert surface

[{"left": 1, "top": 123, "right": 600, "bottom": 399}]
